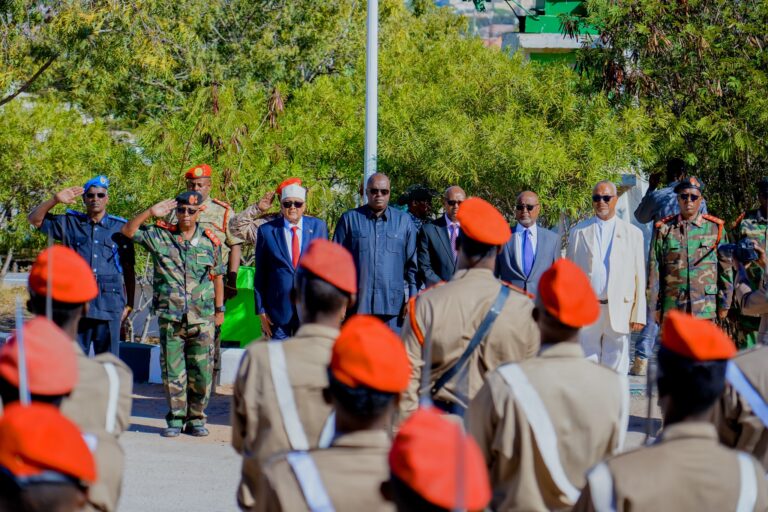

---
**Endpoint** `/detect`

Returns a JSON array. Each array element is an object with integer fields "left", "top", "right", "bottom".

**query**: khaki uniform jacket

[
  {"left": 231, "top": 324, "right": 337, "bottom": 510},
  {"left": 256, "top": 430, "right": 394, "bottom": 512},
  {"left": 466, "top": 343, "right": 627, "bottom": 511},
  {"left": 714, "top": 346, "right": 768, "bottom": 470},
  {"left": 400, "top": 268, "right": 539, "bottom": 417},
  {"left": 574, "top": 422, "right": 768, "bottom": 512},
  {"left": 60, "top": 345, "right": 133, "bottom": 512}
]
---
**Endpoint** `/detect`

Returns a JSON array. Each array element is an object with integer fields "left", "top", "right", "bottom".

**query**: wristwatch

[{"left": 215, "top": 306, "right": 226, "bottom": 313}]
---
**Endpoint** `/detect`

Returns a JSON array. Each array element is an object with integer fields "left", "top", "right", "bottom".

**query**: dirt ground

[{"left": 0, "top": 286, "right": 32, "bottom": 332}]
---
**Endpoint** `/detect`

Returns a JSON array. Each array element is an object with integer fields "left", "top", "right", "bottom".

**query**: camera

[{"left": 719, "top": 238, "right": 759, "bottom": 264}]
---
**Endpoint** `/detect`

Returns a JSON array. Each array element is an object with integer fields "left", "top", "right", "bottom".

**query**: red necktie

[{"left": 291, "top": 226, "right": 300, "bottom": 268}]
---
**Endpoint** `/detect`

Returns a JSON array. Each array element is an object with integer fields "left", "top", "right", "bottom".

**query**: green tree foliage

[{"left": 579, "top": 0, "right": 768, "bottom": 218}]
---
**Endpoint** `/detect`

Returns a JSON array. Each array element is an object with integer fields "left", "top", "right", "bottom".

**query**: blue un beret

[{"left": 83, "top": 175, "right": 110, "bottom": 192}]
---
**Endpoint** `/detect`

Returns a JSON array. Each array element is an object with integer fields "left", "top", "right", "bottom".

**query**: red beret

[
  {"left": 29, "top": 246, "right": 97, "bottom": 304},
  {"left": 299, "top": 239, "right": 357, "bottom": 294},
  {"left": 0, "top": 403, "right": 96, "bottom": 484},
  {"left": 389, "top": 407, "right": 491, "bottom": 510},
  {"left": 455, "top": 197, "right": 511, "bottom": 246},
  {"left": 538, "top": 259, "right": 599, "bottom": 327},
  {"left": 0, "top": 316, "right": 78, "bottom": 396},
  {"left": 184, "top": 164, "right": 212, "bottom": 179},
  {"left": 330, "top": 315, "right": 410, "bottom": 393},
  {"left": 276, "top": 177, "right": 302, "bottom": 195},
  {"left": 661, "top": 310, "right": 736, "bottom": 361}
]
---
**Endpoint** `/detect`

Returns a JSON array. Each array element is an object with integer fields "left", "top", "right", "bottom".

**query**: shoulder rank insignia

[
  {"left": 211, "top": 198, "right": 231, "bottom": 209},
  {"left": 731, "top": 211, "right": 746, "bottom": 230},
  {"left": 204, "top": 228, "right": 222, "bottom": 247},
  {"left": 408, "top": 281, "right": 447, "bottom": 345},
  {"left": 65, "top": 209, "right": 87, "bottom": 220},
  {"left": 107, "top": 214, "right": 127, "bottom": 223},
  {"left": 502, "top": 280, "right": 534, "bottom": 299},
  {"left": 654, "top": 214, "right": 676, "bottom": 229},
  {"left": 702, "top": 213, "right": 724, "bottom": 226},
  {"left": 155, "top": 220, "right": 178, "bottom": 232}
]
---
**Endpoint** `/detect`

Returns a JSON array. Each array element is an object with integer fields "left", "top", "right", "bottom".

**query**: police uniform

[
  {"left": 37, "top": 176, "right": 134, "bottom": 356},
  {"left": 467, "top": 260, "right": 628, "bottom": 511},
  {"left": 731, "top": 206, "right": 768, "bottom": 348}
]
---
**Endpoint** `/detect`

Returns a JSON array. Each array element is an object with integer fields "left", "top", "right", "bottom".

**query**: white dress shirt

[
  {"left": 283, "top": 217, "right": 303, "bottom": 262},
  {"left": 591, "top": 216, "right": 616, "bottom": 300},
  {"left": 513, "top": 223, "right": 538, "bottom": 272}
]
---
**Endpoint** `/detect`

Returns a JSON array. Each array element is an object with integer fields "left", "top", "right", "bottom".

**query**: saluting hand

[
  {"left": 54, "top": 186, "right": 84, "bottom": 204},
  {"left": 150, "top": 199, "right": 178, "bottom": 218},
  {"left": 257, "top": 191, "right": 276, "bottom": 212}
]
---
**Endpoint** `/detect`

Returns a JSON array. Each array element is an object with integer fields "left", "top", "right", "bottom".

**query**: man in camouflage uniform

[
  {"left": 123, "top": 191, "right": 225, "bottom": 438},
  {"left": 729, "top": 177, "right": 768, "bottom": 348},
  {"left": 649, "top": 176, "right": 732, "bottom": 324},
  {"left": 168, "top": 164, "right": 243, "bottom": 387}
]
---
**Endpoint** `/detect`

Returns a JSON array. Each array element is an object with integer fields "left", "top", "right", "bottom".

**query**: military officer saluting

[
  {"left": 27, "top": 175, "right": 135, "bottom": 356},
  {"left": 400, "top": 197, "right": 539, "bottom": 419},
  {"left": 649, "top": 176, "right": 732, "bottom": 324},
  {"left": 122, "top": 191, "right": 225, "bottom": 438},
  {"left": 575, "top": 312, "right": 768, "bottom": 511}
]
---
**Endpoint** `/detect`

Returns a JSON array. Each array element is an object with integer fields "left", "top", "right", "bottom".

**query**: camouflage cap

[
  {"left": 674, "top": 176, "right": 704, "bottom": 194},
  {"left": 175, "top": 191, "right": 203, "bottom": 206}
]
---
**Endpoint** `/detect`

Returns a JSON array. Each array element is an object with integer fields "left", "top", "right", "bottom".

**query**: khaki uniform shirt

[
  {"left": 231, "top": 324, "right": 337, "bottom": 510},
  {"left": 466, "top": 343, "right": 626, "bottom": 511},
  {"left": 60, "top": 345, "right": 133, "bottom": 512},
  {"left": 574, "top": 422, "right": 768, "bottom": 512},
  {"left": 714, "top": 346, "right": 768, "bottom": 470},
  {"left": 256, "top": 430, "right": 394, "bottom": 512},
  {"left": 400, "top": 268, "right": 540, "bottom": 417},
  {"left": 168, "top": 196, "right": 243, "bottom": 260}
]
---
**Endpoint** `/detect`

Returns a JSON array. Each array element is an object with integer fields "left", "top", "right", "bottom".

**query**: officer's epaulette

[
  {"left": 408, "top": 281, "right": 447, "bottom": 346},
  {"left": 107, "top": 214, "right": 127, "bottom": 223},
  {"left": 501, "top": 280, "right": 534, "bottom": 299},
  {"left": 211, "top": 198, "right": 231, "bottom": 209},
  {"left": 702, "top": 213, "right": 725, "bottom": 226},
  {"left": 731, "top": 211, "right": 746, "bottom": 230},
  {"left": 654, "top": 214, "right": 676, "bottom": 229},
  {"left": 155, "top": 220, "right": 178, "bottom": 232},
  {"left": 65, "top": 209, "right": 87, "bottom": 219},
  {"left": 204, "top": 228, "right": 222, "bottom": 247}
]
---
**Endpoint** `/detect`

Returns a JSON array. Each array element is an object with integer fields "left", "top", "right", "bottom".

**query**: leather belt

[{"left": 598, "top": 299, "right": 609, "bottom": 304}]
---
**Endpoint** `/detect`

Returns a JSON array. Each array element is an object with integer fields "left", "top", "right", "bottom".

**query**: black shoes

[
  {"left": 183, "top": 424, "right": 209, "bottom": 437},
  {"left": 161, "top": 426, "right": 181, "bottom": 438}
]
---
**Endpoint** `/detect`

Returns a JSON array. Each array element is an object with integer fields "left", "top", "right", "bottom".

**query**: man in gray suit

[
  {"left": 417, "top": 186, "right": 466, "bottom": 287},
  {"left": 496, "top": 191, "right": 562, "bottom": 295}
]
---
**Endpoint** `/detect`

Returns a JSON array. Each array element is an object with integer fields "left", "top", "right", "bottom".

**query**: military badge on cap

[
  {"left": 83, "top": 175, "right": 110, "bottom": 191},
  {"left": 176, "top": 191, "right": 204, "bottom": 205},
  {"left": 184, "top": 164, "right": 212, "bottom": 179},
  {"left": 674, "top": 176, "right": 704, "bottom": 194}
]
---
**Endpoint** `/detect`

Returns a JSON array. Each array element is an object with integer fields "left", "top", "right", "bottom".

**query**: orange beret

[
  {"left": 538, "top": 259, "right": 599, "bottom": 327},
  {"left": 28, "top": 246, "right": 97, "bottom": 304},
  {"left": 661, "top": 310, "right": 736, "bottom": 361},
  {"left": 299, "top": 239, "right": 357, "bottom": 294},
  {"left": 389, "top": 407, "right": 491, "bottom": 510},
  {"left": 455, "top": 197, "right": 511, "bottom": 246},
  {"left": 0, "top": 403, "right": 96, "bottom": 484},
  {"left": 276, "top": 177, "right": 302, "bottom": 195},
  {"left": 184, "top": 164, "right": 212, "bottom": 179},
  {"left": 330, "top": 315, "right": 410, "bottom": 393},
  {"left": 0, "top": 316, "right": 78, "bottom": 396}
]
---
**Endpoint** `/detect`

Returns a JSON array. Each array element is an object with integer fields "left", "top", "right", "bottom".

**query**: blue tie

[{"left": 522, "top": 228, "right": 534, "bottom": 277}]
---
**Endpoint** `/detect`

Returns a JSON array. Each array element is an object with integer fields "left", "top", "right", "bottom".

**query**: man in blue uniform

[{"left": 28, "top": 175, "right": 135, "bottom": 356}]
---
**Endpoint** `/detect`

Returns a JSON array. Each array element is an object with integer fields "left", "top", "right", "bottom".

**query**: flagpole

[{"left": 363, "top": 0, "right": 379, "bottom": 190}]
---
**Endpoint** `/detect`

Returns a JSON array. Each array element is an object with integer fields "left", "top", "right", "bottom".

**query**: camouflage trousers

[{"left": 158, "top": 318, "right": 215, "bottom": 428}]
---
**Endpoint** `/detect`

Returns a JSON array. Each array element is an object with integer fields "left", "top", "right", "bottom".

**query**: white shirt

[
  {"left": 283, "top": 217, "right": 304, "bottom": 262},
  {"left": 591, "top": 216, "right": 616, "bottom": 300},
  {"left": 513, "top": 223, "right": 538, "bottom": 272}
]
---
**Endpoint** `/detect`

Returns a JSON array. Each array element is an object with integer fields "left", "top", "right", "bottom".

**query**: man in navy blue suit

[{"left": 254, "top": 178, "right": 329, "bottom": 339}]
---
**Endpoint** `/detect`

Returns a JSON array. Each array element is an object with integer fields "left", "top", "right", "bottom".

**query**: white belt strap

[
  {"left": 103, "top": 362, "right": 120, "bottom": 434},
  {"left": 498, "top": 364, "right": 581, "bottom": 504},
  {"left": 617, "top": 375, "right": 629, "bottom": 451},
  {"left": 318, "top": 412, "right": 336, "bottom": 449},
  {"left": 268, "top": 342, "right": 310, "bottom": 451},
  {"left": 587, "top": 462, "right": 616, "bottom": 512},
  {"left": 286, "top": 451, "right": 336, "bottom": 512},
  {"left": 737, "top": 452, "right": 758, "bottom": 512}
]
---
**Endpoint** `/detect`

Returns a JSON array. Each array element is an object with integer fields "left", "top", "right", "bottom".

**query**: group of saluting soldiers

[{"left": 3, "top": 160, "right": 768, "bottom": 511}]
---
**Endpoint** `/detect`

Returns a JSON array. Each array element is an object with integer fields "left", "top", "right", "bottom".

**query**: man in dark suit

[
  {"left": 417, "top": 186, "right": 466, "bottom": 287},
  {"left": 255, "top": 179, "right": 328, "bottom": 339},
  {"left": 496, "top": 191, "right": 561, "bottom": 295}
]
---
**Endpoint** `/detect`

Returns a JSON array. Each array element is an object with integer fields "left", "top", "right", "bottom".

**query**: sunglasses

[
  {"left": 368, "top": 188, "right": 390, "bottom": 196},
  {"left": 85, "top": 193, "right": 107, "bottom": 199},
  {"left": 176, "top": 207, "right": 198, "bottom": 215},
  {"left": 592, "top": 195, "right": 614, "bottom": 203},
  {"left": 282, "top": 201, "right": 305, "bottom": 209},
  {"left": 678, "top": 193, "right": 700, "bottom": 201},
  {"left": 515, "top": 204, "right": 538, "bottom": 212},
  {"left": 446, "top": 200, "right": 463, "bottom": 207}
]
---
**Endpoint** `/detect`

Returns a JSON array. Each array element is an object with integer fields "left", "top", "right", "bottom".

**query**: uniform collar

[
  {"left": 363, "top": 205, "right": 389, "bottom": 221},
  {"left": 537, "top": 342, "right": 584, "bottom": 358},
  {"left": 331, "top": 429, "right": 391, "bottom": 449},
  {"left": 293, "top": 323, "right": 339, "bottom": 341},
  {"left": 659, "top": 421, "right": 718, "bottom": 442},
  {"left": 678, "top": 213, "right": 704, "bottom": 227},
  {"left": 450, "top": 268, "right": 496, "bottom": 281}
]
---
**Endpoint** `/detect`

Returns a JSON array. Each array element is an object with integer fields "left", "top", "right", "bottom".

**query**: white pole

[{"left": 363, "top": 0, "right": 379, "bottom": 190}]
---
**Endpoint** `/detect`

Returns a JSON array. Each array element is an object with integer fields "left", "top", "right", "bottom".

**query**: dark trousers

[{"left": 77, "top": 317, "right": 120, "bottom": 356}]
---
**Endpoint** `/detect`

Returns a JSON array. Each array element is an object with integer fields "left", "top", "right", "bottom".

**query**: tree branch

[{"left": 0, "top": 54, "right": 58, "bottom": 107}]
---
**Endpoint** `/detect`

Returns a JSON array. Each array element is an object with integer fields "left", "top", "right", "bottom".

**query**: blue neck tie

[{"left": 522, "top": 228, "right": 534, "bottom": 277}]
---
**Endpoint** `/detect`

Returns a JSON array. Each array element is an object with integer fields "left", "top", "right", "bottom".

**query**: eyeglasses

[
  {"left": 282, "top": 201, "right": 305, "bottom": 209},
  {"left": 592, "top": 195, "right": 614, "bottom": 203},
  {"left": 368, "top": 188, "right": 390, "bottom": 196},
  {"left": 446, "top": 200, "right": 463, "bottom": 207},
  {"left": 176, "top": 207, "right": 198, "bottom": 215},
  {"left": 678, "top": 193, "right": 700, "bottom": 201},
  {"left": 515, "top": 204, "right": 538, "bottom": 211},
  {"left": 85, "top": 193, "right": 107, "bottom": 199}
]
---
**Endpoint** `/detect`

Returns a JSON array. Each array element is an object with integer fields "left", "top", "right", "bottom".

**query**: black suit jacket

[
  {"left": 496, "top": 224, "right": 562, "bottom": 295},
  {"left": 417, "top": 216, "right": 457, "bottom": 287}
]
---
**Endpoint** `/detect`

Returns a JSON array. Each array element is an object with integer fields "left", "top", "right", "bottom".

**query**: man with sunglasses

[
  {"left": 649, "top": 176, "right": 732, "bottom": 329},
  {"left": 497, "top": 191, "right": 562, "bottom": 295},
  {"left": 334, "top": 173, "right": 418, "bottom": 331},
  {"left": 254, "top": 179, "right": 328, "bottom": 339},
  {"left": 417, "top": 186, "right": 465, "bottom": 287},
  {"left": 122, "top": 191, "right": 225, "bottom": 438},
  {"left": 27, "top": 175, "right": 135, "bottom": 357}
]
